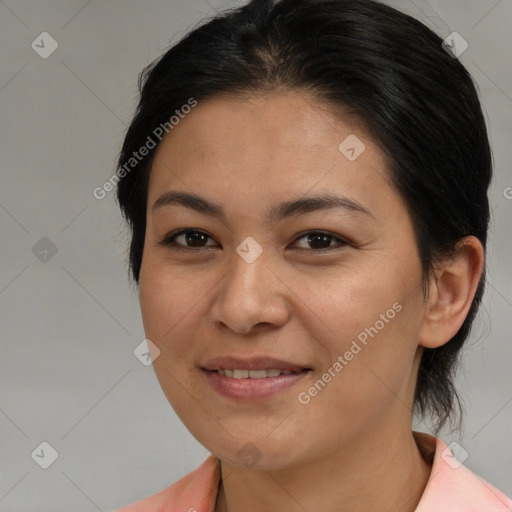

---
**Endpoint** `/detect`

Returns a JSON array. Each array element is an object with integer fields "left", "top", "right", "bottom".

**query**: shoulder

[
  {"left": 414, "top": 432, "right": 512, "bottom": 511},
  {"left": 111, "top": 455, "right": 221, "bottom": 512}
]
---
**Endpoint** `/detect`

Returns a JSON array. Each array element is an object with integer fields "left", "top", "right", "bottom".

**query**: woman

[{"left": 113, "top": 0, "right": 512, "bottom": 510}]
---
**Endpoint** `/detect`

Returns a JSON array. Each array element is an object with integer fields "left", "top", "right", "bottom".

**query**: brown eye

[
  {"left": 159, "top": 229, "right": 348, "bottom": 253},
  {"left": 291, "top": 231, "right": 348, "bottom": 252},
  {"left": 159, "top": 229, "right": 218, "bottom": 250}
]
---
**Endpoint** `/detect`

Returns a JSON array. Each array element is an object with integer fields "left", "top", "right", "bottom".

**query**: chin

[{"left": 205, "top": 435, "right": 307, "bottom": 472}]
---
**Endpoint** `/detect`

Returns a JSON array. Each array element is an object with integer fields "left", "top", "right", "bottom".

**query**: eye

[
  {"left": 159, "top": 228, "right": 348, "bottom": 252},
  {"left": 290, "top": 231, "right": 348, "bottom": 252},
  {"left": 158, "top": 229, "right": 218, "bottom": 250}
]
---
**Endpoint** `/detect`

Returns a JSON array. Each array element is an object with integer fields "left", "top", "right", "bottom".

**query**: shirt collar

[{"left": 185, "top": 431, "right": 511, "bottom": 511}]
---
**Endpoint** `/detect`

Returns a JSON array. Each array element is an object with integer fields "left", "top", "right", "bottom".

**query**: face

[{"left": 138, "top": 92, "right": 427, "bottom": 470}]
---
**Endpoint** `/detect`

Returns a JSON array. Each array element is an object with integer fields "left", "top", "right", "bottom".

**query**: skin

[{"left": 138, "top": 91, "right": 484, "bottom": 512}]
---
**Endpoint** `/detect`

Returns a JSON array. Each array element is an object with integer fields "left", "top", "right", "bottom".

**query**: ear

[{"left": 419, "top": 236, "right": 485, "bottom": 349}]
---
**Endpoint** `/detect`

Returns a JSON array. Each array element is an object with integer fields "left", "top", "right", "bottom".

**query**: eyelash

[{"left": 158, "top": 228, "right": 349, "bottom": 253}]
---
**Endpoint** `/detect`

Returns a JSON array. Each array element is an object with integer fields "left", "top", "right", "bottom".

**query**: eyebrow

[{"left": 152, "top": 190, "right": 374, "bottom": 222}]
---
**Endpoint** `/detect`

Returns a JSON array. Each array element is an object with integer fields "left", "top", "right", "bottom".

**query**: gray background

[{"left": 0, "top": 0, "right": 510, "bottom": 511}]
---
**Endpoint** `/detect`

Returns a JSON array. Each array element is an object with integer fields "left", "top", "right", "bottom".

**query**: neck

[{"left": 215, "top": 424, "right": 432, "bottom": 512}]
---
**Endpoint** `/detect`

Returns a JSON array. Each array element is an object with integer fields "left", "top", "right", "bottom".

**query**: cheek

[
  {"left": 138, "top": 259, "right": 212, "bottom": 359},
  {"left": 302, "top": 265, "right": 424, "bottom": 392},
  {"left": 138, "top": 261, "right": 209, "bottom": 412},
  {"left": 302, "top": 266, "right": 404, "bottom": 345}
]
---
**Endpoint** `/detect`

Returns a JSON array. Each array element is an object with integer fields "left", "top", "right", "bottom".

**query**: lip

[
  {"left": 200, "top": 356, "right": 312, "bottom": 401},
  {"left": 202, "top": 368, "right": 311, "bottom": 400},
  {"left": 201, "top": 356, "right": 311, "bottom": 373}
]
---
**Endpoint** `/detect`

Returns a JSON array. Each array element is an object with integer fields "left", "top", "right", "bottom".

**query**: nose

[{"left": 208, "top": 247, "right": 291, "bottom": 335}]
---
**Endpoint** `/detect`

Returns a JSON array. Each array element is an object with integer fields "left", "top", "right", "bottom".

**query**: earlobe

[{"left": 419, "top": 236, "right": 485, "bottom": 349}]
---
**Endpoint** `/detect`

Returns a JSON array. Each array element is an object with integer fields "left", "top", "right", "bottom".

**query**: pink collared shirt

[{"left": 113, "top": 433, "right": 512, "bottom": 511}]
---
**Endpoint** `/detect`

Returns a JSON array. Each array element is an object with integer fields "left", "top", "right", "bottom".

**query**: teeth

[
  {"left": 248, "top": 369, "right": 267, "bottom": 379},
  {"left": 233, "top": 369, "right": 249, "bottom": 379},
  {"left": 215, "top": 368, "right": 296, "bottom": 378}
]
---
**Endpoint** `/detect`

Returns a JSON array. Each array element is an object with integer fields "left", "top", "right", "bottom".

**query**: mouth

[
  {"left": 200, "top": 356, "right": 312, "bottom": 400},
  {"left": 207, "top": 368, "right": 308, "bottom": 378},
  {"left": 201, "top": 355, "right": 311, "bottom": 374}
]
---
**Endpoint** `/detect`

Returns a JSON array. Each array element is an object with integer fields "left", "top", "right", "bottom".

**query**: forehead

[
  {"left": 148, "top": 92, "right": 396, "bottom": 216},
  {"left": 153, "top": 92, "right": 367, "bottom": 160}
]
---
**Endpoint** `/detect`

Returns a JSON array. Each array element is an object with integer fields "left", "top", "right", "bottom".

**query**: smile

[
  {"left": 203, "top": 368, "right": 312, "bottom": 400},
  {"left": 213, "top": 369, "right": 296, "bottom": 378}
]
